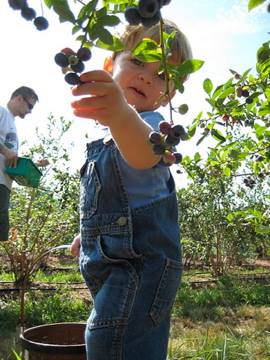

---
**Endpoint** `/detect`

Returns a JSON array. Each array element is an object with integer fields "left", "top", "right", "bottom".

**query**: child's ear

[
  {"left": 103, "top": 56, "right": 113, "bottom": 73},
  {"left": 160, "top": 90, "right": 176, "bottom": 106}
]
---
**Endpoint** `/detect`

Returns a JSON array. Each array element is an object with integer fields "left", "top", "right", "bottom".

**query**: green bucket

[{"left": 5, "top": 157, "right": 42, "bottom": 188}]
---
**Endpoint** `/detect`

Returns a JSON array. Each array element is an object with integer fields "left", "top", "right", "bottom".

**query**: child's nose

[{"left": 138, "top": 71, "right": 153, "bottom": 85}]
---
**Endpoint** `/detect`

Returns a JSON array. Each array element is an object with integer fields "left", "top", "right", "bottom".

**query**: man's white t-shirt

[{"left": 0, "top": 106, "right": 18, "bottom": 190}]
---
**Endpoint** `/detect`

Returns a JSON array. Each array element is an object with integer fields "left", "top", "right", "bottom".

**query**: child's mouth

[{"left": 130, "top": 87, "right": 146, "bottom": 97}]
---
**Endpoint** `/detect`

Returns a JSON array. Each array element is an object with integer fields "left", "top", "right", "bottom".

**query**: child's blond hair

[{"left": 113, "top": 20, "right": 192, "bottom": 67}]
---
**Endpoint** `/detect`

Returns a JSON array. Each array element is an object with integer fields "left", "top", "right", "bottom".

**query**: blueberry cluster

[
  {"left": 54, "top": 47, "right": 92, "bottom": 85},
  {"left": 149, "top": 121, "right": 187, "bottom": 166},
  {"left": 125, "top": 0, "right": 171, "bottom": 27},
  {"left": 243, "top": 176, "right": 256, "bottom": 189},
  {"left": 236, "top": 87, "right": 253, "bottom": 104},
  {"left": 8, "top": 0, "right": 49, "bottom": 31}
]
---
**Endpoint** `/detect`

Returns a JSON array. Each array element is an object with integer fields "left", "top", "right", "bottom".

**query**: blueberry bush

[{"left": 5, "top": 0, "right": 270, "bottom": 275}]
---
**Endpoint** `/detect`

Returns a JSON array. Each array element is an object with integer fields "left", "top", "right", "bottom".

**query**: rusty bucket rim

[{"left": 20, "top": 322, "right": 86, "bottom": 354}]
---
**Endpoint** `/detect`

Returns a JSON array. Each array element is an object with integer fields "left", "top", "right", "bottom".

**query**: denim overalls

[{"left": 79, "top": 137, "right": 182, "bottom": 360}]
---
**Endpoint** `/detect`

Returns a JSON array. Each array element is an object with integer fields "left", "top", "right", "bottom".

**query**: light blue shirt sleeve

[
  {"left": 140, "top": 111, "right": 164, "bottom": 132},
  {"left": 116, "top": 111, "right": 172, "bottom": 208}
]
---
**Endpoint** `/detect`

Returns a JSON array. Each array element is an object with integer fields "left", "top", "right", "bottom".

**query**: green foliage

[
  {"left": 174, "top": 279, "right": 270, "bottom": 321},
  {"left": 0, "top": 115, "right": 80, "bottom": 286},
  {"left": 0, "top": 291, "right": 89, "bottom": 336},
  {"left": 248, "top": 0, "right": 267, "bottom": 11},
  {"left": 182, "top": 37, "right": 270, "bottom": 237},
  {"left": 178, "top": 173, "right": 269, "bottom": 275}
]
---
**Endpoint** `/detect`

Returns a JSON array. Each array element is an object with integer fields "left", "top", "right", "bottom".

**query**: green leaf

[
  {"left": 44, "top": 0, "right": 53, "bottom": 7},
  {"left": 203, "top": 78, "right": 213, "bottom": 95},
  {"left": 51, "top": 0, "right": 76, "bottom": 23},
  {"left": 196, "top": 132, "right": 208, "bottom": 146},
  {"left": 194, "top": 152, "right": 202, "bottom": 163},
  {"left": 99, "top": 15, "right": 120, "bottom": 26},
  {"left": 212, "top": 85, "right": 223, "bottom": 100},
  {"left": 132, "top": 39, "right": 162, "bottom": 62},
  {"left": 96, "top": 27, "right": 114, "bottom": 45},
  {"left": 96, "top": 36, "right": 124, "bottom": 52},
  {"left": 210, "top": 129, "right": 226, "bottom": 143},
  {"left": 188, "top": 123, "right": 197, "bottom": 138},
  {"left": 78, "top": 0, "right": 98, "bottom": 21},
  {"left": 174, "top": 59, "right": 204, "bottom": 78},
  {"left": 255, "top": 225, "right": 270, "bottom": 234},
  {"left": 12, "top": 350, "right": 22, "bottom": 360},
  {"left": 223, "top": 167, "right": 231, "bottom": 177},
  {"left": 248, "top": 0, "right": 267, "bottom": 11}
]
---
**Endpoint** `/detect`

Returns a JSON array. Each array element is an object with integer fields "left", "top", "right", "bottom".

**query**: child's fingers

[
  {"left": 72, "top": 81, "right": 114, "bottom": 97},
  {"left": 74, "top": 69, "right": 113, "bottom": 86},
  {"left": 71, "top": 95, "right": 106, "bottom": 110},
  {"left": 72, "top": 107, "right": 107, "bottom": 121}
]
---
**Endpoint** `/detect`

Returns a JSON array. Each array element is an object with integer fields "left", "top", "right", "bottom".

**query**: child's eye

[
  {"left": 158, "top": 71, "right": 166, "bottom": 80},
  {"left": 130, "top": 57, "right": 144, "bottom": 66}
]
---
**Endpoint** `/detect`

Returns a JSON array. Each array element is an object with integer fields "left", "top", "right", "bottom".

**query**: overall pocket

[
  {"left": 80, "top": 160, "right": 101, "bottom": 218},
  {"left": 150, "top": 258, "right": 182, "bottom": 326}
]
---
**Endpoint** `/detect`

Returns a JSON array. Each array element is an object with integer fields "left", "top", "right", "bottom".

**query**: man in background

[{"left": 0, "top": 86, "right": 47, "bottom": 241}]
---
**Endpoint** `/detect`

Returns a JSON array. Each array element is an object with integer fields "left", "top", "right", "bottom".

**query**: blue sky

[{"left": 0, "top": 0, "right": 269, "bottom": 180}]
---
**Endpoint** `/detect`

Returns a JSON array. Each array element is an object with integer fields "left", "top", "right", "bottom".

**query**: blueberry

[
  {"left": 159, "top": 121, "right": 171, "bottom": 135},
  {"left": 61, "top": 48, "right": 76, "bottom": 56},
  {"left": 242, "top": 89, "right": 249, "bottom": 97},
  {"left": 54, "top": 53, "right": 69, "bottom": 68},
  {"left": 138, "top": 0, "right": 159, "bottom": 18},
  {"left": 8, "top": 0, "right": 26, "bottom": 10},
  {"left": 71, "top": 60, "right": 85, "bottom": 73},
  {"left": 21, "top": 6, "right": 36, "bottom": 21},
  {"left": 170, "top": 125, "right": 186, "bottom": 139},
  {"left": 141, "top": 10, "right": 161, "bottom": 27},
  {"left": 164, "top": 134, "right": 180, "bottom": 146},
  {"left": 34, "top": 16, "right": 49, "bottom": 31},
  {"left": 124, "top": 7, "right": 142, "bottom": 25},
  {"left": 174, "top": 152, "right": 183, "bottom": 164},
  {"left": 170, "top": 125, "right": 188, "bottom": 140},
  {"left": 236, "top": 87, "right": 243, "bottom": 97},
  {"left": 153, "top": 144, "right": 166, "bottom": 155},
  {"left": 77, "top": 47, "right": 92, "bottom": 62},
  {"left": 178, "top": 104, "right": 189, "bottom": 115},
  {"left": 149, "top": 131, "right": 162, "bottom": 144},
  {"left": 163, "top": 152, "right": 176, "bottom": 164},
  {"left": 68, "top": 55, "right": 79, "bottom": 66},
  {"left": 160, "top": 0, "right": 171, "bottom": 6},
  {"left": 245, "top": 97, "right": 253, "bottom": 104},
  {"left": 64, "top": 72, "right": 82, "bottom": 85}
]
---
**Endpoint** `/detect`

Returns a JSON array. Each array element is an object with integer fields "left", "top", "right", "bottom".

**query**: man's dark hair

[{"left": 10, "top": 86, "right": 39, "bottom": 102}]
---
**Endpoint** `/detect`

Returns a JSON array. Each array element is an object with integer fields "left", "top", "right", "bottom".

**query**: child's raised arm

[{"left": 71, "top": 70, "right": 161, "bottom": 169}]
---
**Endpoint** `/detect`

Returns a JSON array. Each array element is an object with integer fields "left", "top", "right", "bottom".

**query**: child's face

[{"left": 110, "top": 52, "right": 175, "bottom": 112}]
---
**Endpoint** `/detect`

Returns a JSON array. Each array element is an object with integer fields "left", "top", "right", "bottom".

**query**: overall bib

[{"left": 80, "top": 138, "right": 182, "bottom": 360}]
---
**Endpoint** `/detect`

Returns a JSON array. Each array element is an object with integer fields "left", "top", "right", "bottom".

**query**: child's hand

[
  {"left": 71, "top": 70, "right": 130, "bottom": 128},
  {"left": 70, "top": 233, "right": 81, "bottom": 257},
  {"left": 36, "top": 159, "right": 49, "bottom": 167}
]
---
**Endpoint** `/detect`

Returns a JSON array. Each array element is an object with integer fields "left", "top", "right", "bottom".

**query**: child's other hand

[
  {"left": 70, "top": 233, "right": 81, "bottom": 257},
  {"left": 71, "top": 70, "right": 129, "bottom": 128},
  {"left": 36, "top": 159, "right": 49, "bottom": 167}
]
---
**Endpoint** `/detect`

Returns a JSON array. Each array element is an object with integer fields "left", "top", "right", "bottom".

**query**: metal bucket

[{"left": 20, "top": 322, "right": 86, "bottom": 360}]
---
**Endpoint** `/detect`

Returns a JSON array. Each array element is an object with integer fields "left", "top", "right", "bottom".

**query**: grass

[
  {"left": 173, "top": 277, "right": 270, "bottom": 321},
  {"left": 0, "top": 269, "right": 83, "bottom": 283},
  {"left": 168, "top": 306, "right": 270, "bottom": 359},
  {"left": 0, "top": 271, "right": 270, "bottom": 359}
]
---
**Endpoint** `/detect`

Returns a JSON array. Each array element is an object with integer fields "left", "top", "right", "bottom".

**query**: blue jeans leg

[{"left": 0, "top": 184, "right": 10, "bottom": 241}]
